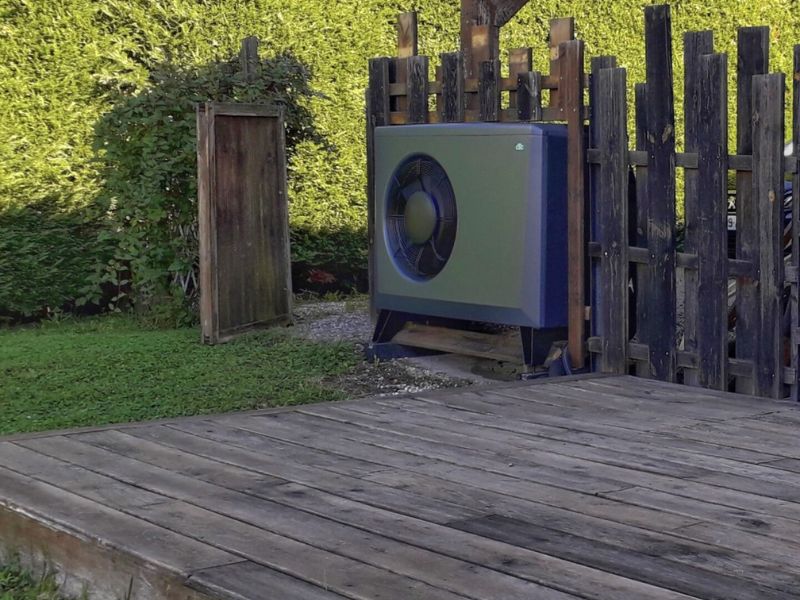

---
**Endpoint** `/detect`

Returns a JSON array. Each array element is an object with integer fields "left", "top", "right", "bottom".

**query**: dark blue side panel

[{"left": 539, "top": 127, "right": 569, "bottom": 328}]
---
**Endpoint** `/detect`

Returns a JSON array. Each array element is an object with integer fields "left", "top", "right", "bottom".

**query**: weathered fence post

[
  {"left": 562, "top": 39, "right": 586, "bottom": 369},
  {"left": 479, "top": 59, "right": 500, "bottom": 121},
  {"left": 595, "top": 67, "right": 629, "bottom": 374},
  {"left": 735, "top": 27, "right": 770, "bottom": 394},
  {"left": 633, "top": 81, "right": 649, "bottom": 377},
  {"left": 406, "top": 56, "right": 430, "bottom": 124},
  {"left": 393, "top": 12, "right": 418, "bottom": 118},
  {"left": 695, "top": 53, "right": 729, "bottom": 390},
  {"left": 367, "top": 58, "right": 391, "bottom": 319},
  {"left": 239, "top": 36, "right": 259, "bottom": 80},
  {"left": 588, "top": 55, "right": 617, "bottom": 371},
  {"left": 792, "top": 46, "right": 800, "bottom": 401},
  {"left": 440, "top": 52, "right": 466, "bottom": 123},
  {"left": 752, "top": 73, "right": 786, "bottom": 398},
  {"left": 643, "top": 4, "right": 677, "bottom": 382},
  {"left": 508, "top": 48, "right": 532, "bottom": 110},
  {"left": 517, "top": 71, "right": 542, "bottom": 121},
  {"left": 682, "top": 30, "right": 714, "bottom": 387}
]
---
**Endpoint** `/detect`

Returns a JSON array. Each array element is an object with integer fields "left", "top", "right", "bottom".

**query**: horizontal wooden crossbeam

[{"left": 587, "top": 148, "right": 797, "bottom": 173}]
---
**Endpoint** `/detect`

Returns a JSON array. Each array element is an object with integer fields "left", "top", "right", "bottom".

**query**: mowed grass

[{"left": 0, "top": 316, "right": 358, "bottom": 436}]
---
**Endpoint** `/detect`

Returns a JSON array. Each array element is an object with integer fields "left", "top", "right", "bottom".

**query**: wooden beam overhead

[{"left": 490, "top": 0, "right": 530, "bottom": 27}]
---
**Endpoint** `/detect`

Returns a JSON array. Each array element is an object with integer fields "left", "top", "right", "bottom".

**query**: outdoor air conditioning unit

[{"left": 371, "top": 123, "right": 569, "bottom": 365}]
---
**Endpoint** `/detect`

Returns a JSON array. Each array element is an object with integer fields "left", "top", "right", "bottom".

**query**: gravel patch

[
  {"left": 291, "top": 297, "right": 479, "bottom": 398},
  {"left": 291, "top": 298, "right": 372, "bottom": 343}
]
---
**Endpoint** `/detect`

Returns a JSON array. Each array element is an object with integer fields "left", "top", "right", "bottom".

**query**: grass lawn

[{"left": 0, "top": 315, "right": 359, "bottom": 436}]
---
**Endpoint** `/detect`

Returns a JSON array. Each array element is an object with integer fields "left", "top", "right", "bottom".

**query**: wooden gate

[
  {"left": 589, "top": 5, "right": 800, "bottom": 400},
  {"left": 197, "top": 102, "right": 291, "bottom": 344}
]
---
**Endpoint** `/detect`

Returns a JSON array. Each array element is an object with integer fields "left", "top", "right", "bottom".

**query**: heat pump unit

[{"left": 372, "top": 123, "right": 569, "bottom": 351}]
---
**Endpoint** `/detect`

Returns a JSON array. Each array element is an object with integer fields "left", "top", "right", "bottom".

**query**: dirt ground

[{"left": 290, "top": 297, "right": 504, "bottom": 398}]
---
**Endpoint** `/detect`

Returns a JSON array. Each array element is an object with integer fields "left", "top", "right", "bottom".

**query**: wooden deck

[{"left": 2, "top": 375, "right": 800, "bottom": 600}]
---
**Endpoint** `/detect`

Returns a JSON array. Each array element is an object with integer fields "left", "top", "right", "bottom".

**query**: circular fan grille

[{"left": 385, "top": 154, "right": 457, "bottom": 280}]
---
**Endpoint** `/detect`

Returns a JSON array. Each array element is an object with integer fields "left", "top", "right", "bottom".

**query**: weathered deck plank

[{"left": 1, "top": 375, "right": 800, "bottom": 600}]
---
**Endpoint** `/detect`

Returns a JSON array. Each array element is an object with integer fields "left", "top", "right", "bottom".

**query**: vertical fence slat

[
  {"left": 633, "top": 82, "right": 649, "bottom": 377},
  {"left": 596, "top": 67, "right": 629, "bottom": 374},
  {"left": 468, "top": 25, "right": 497, "bottom": 111},
  {"left": 735, "top": 26, "right": 770, "bottom": 394},
  {"left": 792, "top": 46, "right": 800, "bottom": 401},
  {"left": 588, "top": 55, "right": 617, "bottom": 370},
  {"left": 441, "top": 52, "right": 465, "bottom": 123},
  {"left": 548, "top": 18, "right": 575, "bottom": 111},
  {"left": 479, "top": 59, "right": 500, "bottom": 121},
  {"left": 517, "top": 72, "right": 542, "bottom": 121},
  {"left": 752, "top": 73, "right": 786, "bottom": 398},
  {"left": 367, "top": 58, "right": 391, "bottom": 319},
  {"left": 239, "top": 36, "right": 259, "bottom": 81},
  {"left": 393, "top": 12, "right": 418, "bottom": 116},
  {"left": 561, "top": 39, "right": 587, "bottom": 369},
  {"left": 407, "top": 55, "right": 429, "bottom": 124},
  {"left": 643, "top": 4, "right": 677, "bottom": 382},
  {"left": 508, "top": 48, "right": 532, "bottom": 109},
  {"left": 397, "top": 12, "right": 418, "bottom": 58},
  {"left": 695, "top": 53, "right": 729, "bottom": 390},
  {"left": 682, "top": 30, "right": 714, "bottom": 387}
]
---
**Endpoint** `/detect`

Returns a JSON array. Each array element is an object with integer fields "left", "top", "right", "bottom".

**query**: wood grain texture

[
  {"left": 238, "top": 37, "right": 259, "bottom": 82},
  {"left": 751, "top": 73, "right": 786, "bottom": 398},
  {"left": 516, "top": 71, "right": 542, "bottom": 121},
  {"left": 478, "top": 58, "right": 500, "bottom": 121},
  {"left": 734, "top": 27, "right": 770, "bottom": 395},
  {"left": 561, "top": 39, "right": 586, "bottom": 369},
  {"left": 198, "top": 103, "right": 291, "bottom": 345},
  {"left": 396, "top": 12, "right": 418, "bottom": 58},
  {"left": 793, "top": 45, "right": 800, "bottom": 401},
  {"left": 508, "top": 47, "right": 532, "bottom": 109},
  {"left": 695, "top": 53, "right": 729, "bottom": 390},
  {"left": 643, "top": 4, "right": 677, "bottom": 382},
  {"left": 440, "top": 51, "right": 465, "bottom": 122},
  {"left": 681, "top": 30, "right": 714, "bottom": 387},
  {"left": 633, "top": 81, "right": 649, "bottom": 377},
  {"left": 367, "top": 57, "right": 390, "bottom": 321},
  {"left": 588, "top": 55, "right": 617, "bottom": 368},
  {"left": 594, "top": 67, "right": 629, "bottom": 374},
  {"left": 460, "top": 1, "right": 498, "bottom": 82},
  {"left": 406, "top": 55, "right": 429, "bottom": 123},
  {"left": 4, "top": 376, "right": 800, "bottom": 599},
  {"left": 548, "top": 18, "right": 574, "bottom": 111}
]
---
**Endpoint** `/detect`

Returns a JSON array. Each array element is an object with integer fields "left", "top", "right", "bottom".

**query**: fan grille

[{"left": 385, "top": 154, "right": 457, "bottom": 281}]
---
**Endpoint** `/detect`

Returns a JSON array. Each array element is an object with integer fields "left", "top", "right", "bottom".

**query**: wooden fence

[
  {"left": 588, "top": 5, "right": 800, "bottom": 400},
  {"left": 367, "top": 7, "right": 589, "bottom": 368}
]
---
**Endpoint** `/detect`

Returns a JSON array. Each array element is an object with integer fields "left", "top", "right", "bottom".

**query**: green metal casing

[{"left": 374, "top": 123, "right": 569, "bottom": 328}]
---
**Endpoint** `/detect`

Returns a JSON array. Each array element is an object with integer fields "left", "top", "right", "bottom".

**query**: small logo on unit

[{"left": 515, "top": 143, "right": 525, "bottom": 151}]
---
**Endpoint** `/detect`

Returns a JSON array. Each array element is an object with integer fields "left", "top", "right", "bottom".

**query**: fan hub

[{"left": 404, "top": 191, "right": 437, "bottom": 244}]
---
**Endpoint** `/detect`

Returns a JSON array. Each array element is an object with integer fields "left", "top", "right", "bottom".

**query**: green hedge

[
  {"left": 0, "top": 204, "right": 112, "bottom": 319},
  {"left": 2, "top": 0, "right": 800, "bottom": 316}
]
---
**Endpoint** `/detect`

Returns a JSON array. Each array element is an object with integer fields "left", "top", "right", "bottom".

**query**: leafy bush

[
  {"left": 0, "top": 204, "right": 112, "bottom": 320},
  {"left": 93, "top": 52, "right": 323, "bottom": 320}
]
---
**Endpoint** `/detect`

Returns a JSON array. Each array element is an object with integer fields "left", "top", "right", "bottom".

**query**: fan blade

[{"left": 428, "top": 238, "right": 445, "bottom": 262}]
